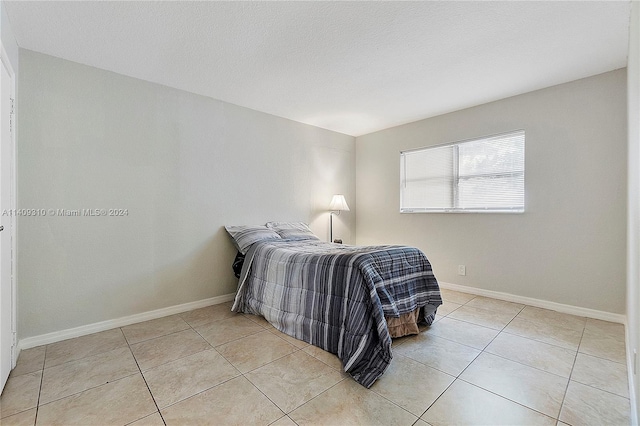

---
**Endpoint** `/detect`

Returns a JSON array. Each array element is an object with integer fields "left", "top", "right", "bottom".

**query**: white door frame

[{"left": 1, "top": 41, "right": 17, "bottom": 370}]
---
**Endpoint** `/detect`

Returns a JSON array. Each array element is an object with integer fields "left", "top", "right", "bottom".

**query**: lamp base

[{"left": 330, "top": 210, "right": 342, "bottom": 243}]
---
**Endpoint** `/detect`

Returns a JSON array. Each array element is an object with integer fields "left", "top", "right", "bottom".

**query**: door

[{"left": 0, "top": 49, "right": 14, "bottom": 392}]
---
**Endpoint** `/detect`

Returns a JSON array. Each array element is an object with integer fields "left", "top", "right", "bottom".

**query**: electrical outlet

[{"left": 458, "top": 265, "right": 466, "bottom": 276}]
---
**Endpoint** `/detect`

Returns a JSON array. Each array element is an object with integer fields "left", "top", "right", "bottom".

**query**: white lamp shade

[{"left": 329, "top": 194, "right": 350, "bottom": 211}]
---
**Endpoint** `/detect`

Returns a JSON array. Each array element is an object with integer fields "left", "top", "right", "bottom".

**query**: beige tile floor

[{"left": 0, "top": 289, "right": 631, "bottom": 425}]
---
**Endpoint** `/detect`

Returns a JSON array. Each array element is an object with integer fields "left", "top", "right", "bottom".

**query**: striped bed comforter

[{"left": 231, "top": 239, "right": 442, "bottom": 387}]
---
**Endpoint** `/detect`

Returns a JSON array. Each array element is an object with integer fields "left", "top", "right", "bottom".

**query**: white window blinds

[{"left": 400, "top": 130, "right": 525, "bottom": 213}]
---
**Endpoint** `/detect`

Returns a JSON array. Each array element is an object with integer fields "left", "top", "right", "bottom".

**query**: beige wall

[
  {"left": 627, "top": 1, "right": 640, "bottom": 422},
  {"left": 356, "top": 69, "right": 627, "bottom": 314},
  {"left": 17, "top": 50, "right": 355, "bottom": 339}
]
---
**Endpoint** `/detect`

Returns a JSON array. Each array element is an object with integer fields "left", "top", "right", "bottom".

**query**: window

[{"left": 400, "top": 130, "right": 525, "bottom": 213}]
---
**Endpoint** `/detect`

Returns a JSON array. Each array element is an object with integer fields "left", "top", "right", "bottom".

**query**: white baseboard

[
  {"left": 17, "top": 283, "right": 626, "bottom": 348},
  {"left": 439, "top": 282, "right": 626, "bottom": 324},
  {"left": 18, "top": 293, "right": 236, "bottom": 350}
]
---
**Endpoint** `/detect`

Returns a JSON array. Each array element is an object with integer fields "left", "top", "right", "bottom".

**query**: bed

[{"left": 226, "top": 222, "right": 442, "bottom": 388}]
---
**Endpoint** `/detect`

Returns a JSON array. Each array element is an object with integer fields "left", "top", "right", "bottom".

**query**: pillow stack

[{"left": 225, "top": 222, "right": 320, "bottom": 254}]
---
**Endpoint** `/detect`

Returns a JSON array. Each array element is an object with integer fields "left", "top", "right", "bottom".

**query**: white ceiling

[{"left": 4, "top": 1, "right": 631, "bottom": 137}]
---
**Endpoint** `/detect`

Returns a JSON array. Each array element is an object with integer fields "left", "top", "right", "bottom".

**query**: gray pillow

[
  {"left": 266, "top": 222, "right": 320, "bottom": 241},
  {"left": 225, "top": 225, "right": 282, "bottom": 254}
]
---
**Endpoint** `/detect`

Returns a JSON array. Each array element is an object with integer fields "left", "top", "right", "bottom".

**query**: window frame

[{"left": 400, "top": 130, "right": 525, "bottom": 214}]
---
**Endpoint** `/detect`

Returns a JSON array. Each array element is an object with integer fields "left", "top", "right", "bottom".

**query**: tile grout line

[
  {"left": 153, "top": 308, "right": 242, "bottom": 411},
  {"left": 482, "top": 303, "right": 579, "bottom": 381},
  {"left": 419, "top": 300, "right": 560, "bottom": 422},
  {"left": 155, "top": 327, "right": 335, "bottom": 422},
  {"left": 74, "top": 328, "right": 214, "bottom": 380},
  {"left": 127, "top": 320, "right": 223, "bottom": 374},
  {"left": 29, "top": 325, "right": 149, "bottom": 411},
  {"left": 454, "top": 376, "right": 558, "bottom": 422},
  {"left": 430, "top": 298, "right": 533, "bottom": 350},
  {"left": 215, "top": 331, "right": 300, "bottom": 376},
  {"left": 190, "top": 324, "right": 265, "bottom": 352},
  {"left": 416, "top": 377, "right": 457, "bottom": 421},
  {"left": 477, "top": 350, "right": 572, "bottom": 381},
  {"left": 284, "top": 377, "right": 348, "bottom": 421},
  {"left": 436, "top": 315, "right": 508, "bottom": 333},
  {"left": 36, "top": 372, "right": 142, "bottom": 407},
  {"left": 137, "top": 307, "right": 315, "bottom": 417},
  {"left": 220, "top": 299, "right": 624, "bottom": 422},
  {"left": 462, "top": 302, "right": 569, "bottom": 420},
  {"left": 556, "top": 324, "right": 587, "bottom": 423},
  {"left": 499, "top": 328, "right": 579, "bottom": 352},
  {"left": 406, "top": 294, "right": 511, "bottom": 421},
  {"left": 365, "top": 387, "right": 426, "bottom": 423},
  {"left": 451, "top": 292, "right": 590, "bottom": 335},
  {"left": 411, "top": 292, "right": 487, "bottom": 421},
  {"left": 441, "top": 301, "right": 588, "bottom": 353},
  {"left": 32, "top": 344, "right": 47, "bottom": 425},
  {"left": 570, "top": 378, "right": 632, "bottom": 400},
  {"left": 147, "top": 310, "right": 296, "bottom": 415},
  {"left": 267, "top": 415, "right": 299, "bottom": 426},
  {"left": 155, "top": 374, "right": 241, "bottom": 413},
  {"left": 122, "top": 326, "right": 168, "bottom": 426},
  {"left": 238, "top": 324, "right": 421, "bottom": 423},
  {"left": 41, "top": 342, "right": 132, "bottom": 373},
  {"left": 466, "top": 302, "right": 561, "bottom": 420},
  {"left": 566, "top": 324, "right": 631, "bottom": 401},
  {"left": 125, "top": 325, "right": 194, "bottom": 347},
  {"left": 40, "top": 337, "right": 130, "bottom": 371},
  {"left": 576, "top": 348, "right": 627, "bottom": 365},
  {"left": 415, "top": 321, "right": 496, "bottom": 352},
  {"left": 301, "top": 346, "right": 347, "bottom": 372},
  {"left": 240, "top": 367, "right": 288, "bottom": 419},
  {"left": 150, "top": 314, "right": 245, "bottom": 411},
  {"left": 22, "top": 296, "right": 627, "bottom": 425}
]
